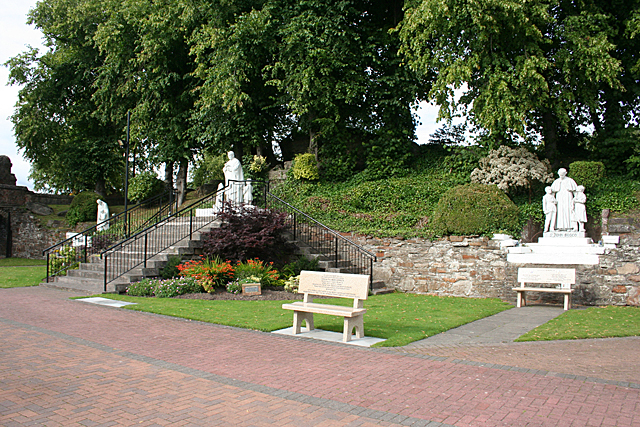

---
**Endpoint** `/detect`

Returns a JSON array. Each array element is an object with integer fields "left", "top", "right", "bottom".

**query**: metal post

[
  {"left": 335, "top": 236, "right": 339, "bottom": 268},
  {"left": 103, "top": 255, "right": 108, "bottom": 293},
  {"left": 293, "top": 213, "right": 297, "bottom": 241},
  {"left": 189, "top": 209, "right": 193, "bottom": 240},
  {"left": 144, "top": 233, "right": 148, "bottom": 269},
  {"left": 123, "top": 111, "right": 131, "bottom": 237},
  {"left": 46, "top": 252, "right": 50, "bottom": 283},
  {"left": 84, "top": 235, "right": 88, "bottom": 263}
]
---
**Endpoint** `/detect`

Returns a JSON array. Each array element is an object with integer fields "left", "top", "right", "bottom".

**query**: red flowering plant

[
  {"left": 234, "top": 258, "right": 279, "bottom": 287},
  {"left": 177, "top": 256, "right": 235, "bottom": 293}
]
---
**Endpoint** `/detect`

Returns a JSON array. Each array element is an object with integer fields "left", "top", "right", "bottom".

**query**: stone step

[{"left": 536, "top": 237, "right": 594, "bottom": 246}]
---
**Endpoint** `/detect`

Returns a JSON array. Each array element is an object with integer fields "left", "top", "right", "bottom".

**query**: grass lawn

[
  {"left": 0, "top": 266, "right": 47, "bottom": 288},
  {"left": 516, "top": 305, "right": 640, "bottom": 341},
  {"left": 87, "top": 292, "right": 512, "bottom": 347}
]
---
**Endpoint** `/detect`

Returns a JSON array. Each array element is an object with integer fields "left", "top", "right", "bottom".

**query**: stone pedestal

[{"left": 507, "top": 230, "right": 610, "bottom": 265}]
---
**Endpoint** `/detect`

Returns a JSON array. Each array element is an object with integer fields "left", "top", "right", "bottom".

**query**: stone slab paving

[
  {"left": 404, "top": 306, "right": 566, "bottom": 347},
  {"left": 1, "top": 286, "right": 639, "bottom": 427}
]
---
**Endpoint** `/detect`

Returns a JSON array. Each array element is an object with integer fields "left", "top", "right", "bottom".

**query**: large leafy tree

[
  {"left": 398, "top": 0, "right": 639, "bottom": 167},
  {"left": 6, "top": 0, "right": 122, "bottom": 195},
  {"left": 190, "top": 0, "right": 428, "bottom": 177}
]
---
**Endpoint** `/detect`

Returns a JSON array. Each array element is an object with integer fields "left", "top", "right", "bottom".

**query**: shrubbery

[
  {"left": 431, "top": 183, "right": 520, "bottom": 236},
  {"left": 177, "top": 257, "right": 234, "bottom": 293},
  {"left": 127, "top": 171, "right": 165, "bottom": 203},
  {"left": 66, "top": 191, "right": 101, "bottom": 226},
  {"left": 569, "top": 161, "right": 605, "bottom": 188},
  {"left": 292, "top": 153, "right": 320, "bottom": 181},
  {"left": 202, "top": 203, "right": 291, "bottom": 263},
  {"left": 126, "top": 277, "right": 203, "bottom": 297}
]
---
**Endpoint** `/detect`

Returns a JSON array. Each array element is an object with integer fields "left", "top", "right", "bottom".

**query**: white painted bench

[
  {"left": 282, "top": 270, "right": 369, "bottom": 342},
  {"left": 512, "top": 268, "right": 575, "bottom": 310}
]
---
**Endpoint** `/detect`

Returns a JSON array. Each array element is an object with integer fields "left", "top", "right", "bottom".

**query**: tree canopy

[{"left": 398, "top": 0, "right": 640, "bottom": 168}]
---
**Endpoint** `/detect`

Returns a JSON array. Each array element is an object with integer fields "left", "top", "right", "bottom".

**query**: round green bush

[
  {"left": 292, "top": 153, "right": 320, "bottom": 181},
  {"left": 568, "top": 161, "right": 605, "bottom": 189},
  {"left": 128, "top": 171, "right": 166, "bottom": 203},
  {"left": 66, "top": 191, "right": 101, "bottom": 226},
  {"left": 431, "top": 183, "right": 520, "bottom": 236}
]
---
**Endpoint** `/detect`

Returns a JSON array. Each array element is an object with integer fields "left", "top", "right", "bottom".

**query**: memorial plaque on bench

[
  {"left": 299, "top": 271, "right": 369, "bottom": 300},
  {"left": 517, "top": 268, "right": 575, "bottom": 285}
]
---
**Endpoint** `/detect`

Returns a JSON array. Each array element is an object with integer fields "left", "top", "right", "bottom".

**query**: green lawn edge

[
  {"left": 80, "top": 293, "right": 512, "bottom": 347},
  {"left": 516, "top": 305, "right": 640, "bottom": 341},
  {"left": 0, "top": 266, "right": 47, "bottom": 288}
]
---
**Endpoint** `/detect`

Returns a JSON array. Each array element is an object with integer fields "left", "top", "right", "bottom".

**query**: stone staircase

[{"left": 42, "top": 219, "right": 221, "bottom": 294}]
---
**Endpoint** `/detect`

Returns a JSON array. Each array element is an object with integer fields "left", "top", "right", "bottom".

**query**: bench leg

[
  {"left": 343, "top": 315, "right": 364, "bottom": 342},
  {"left": 564, "top": 293, "right": 571, "bottom": 311},
  {"left": 293, "top": 311, "right": 314, "bottom": 334},
  {"left": 516, "top": 291, "right": 526, "bottom": 308}
]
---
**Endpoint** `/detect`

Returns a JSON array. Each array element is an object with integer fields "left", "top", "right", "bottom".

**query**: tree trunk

[
  {"left": 164, "top": 161, "right": 174, "bottom": 191},
  {"left": 176, "top": 158, "right": 188, "bottom": 207},
  {"left": 94, "top": 177, "right": 106, "bottom": 197}
]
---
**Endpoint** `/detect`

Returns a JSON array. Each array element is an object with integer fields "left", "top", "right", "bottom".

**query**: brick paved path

[{"left": 1, "top": 287, "right": 639, "bottom": 427}]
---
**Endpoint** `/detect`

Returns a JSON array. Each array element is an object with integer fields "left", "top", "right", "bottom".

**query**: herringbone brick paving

[{"left": 1, "top": 286, "right": 639, "bottom": 426}]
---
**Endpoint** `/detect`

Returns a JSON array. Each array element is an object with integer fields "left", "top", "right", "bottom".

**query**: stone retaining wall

[
  {"left": 347, "top": 228, "right": 640, "bottom": 307},
  {"left": 0, "top": 207, "right": 66, "bottom": 259}
]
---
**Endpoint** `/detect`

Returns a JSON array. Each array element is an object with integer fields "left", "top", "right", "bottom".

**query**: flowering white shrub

[{"left": 471, "top": 146, "right": 553, "bottom": 197}]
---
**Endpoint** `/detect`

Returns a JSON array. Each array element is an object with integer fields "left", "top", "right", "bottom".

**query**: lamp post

[{"left": 119, "top": 111, "right": 131, "bottom": 237}]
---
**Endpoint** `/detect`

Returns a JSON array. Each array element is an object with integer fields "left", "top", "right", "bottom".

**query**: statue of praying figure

[
  {"left": 96, "top": 199, "right": 110, "bottom": 231},
  {"left": 215, "top": 182, "right": 224, "bottom": 212},
  {"left": 243, "top": 181, "right": 253, "bottom": 205},
  {"left": 550, "top": 168, "right": 578, "bottom": 231},
  {"left": 572, "top": 185, "right": 587, "bottom": 232},
  {"left": 223, "top": 151, "right": 244, "bottom": 205},
  {"left": 542, "top": 186, "right": 557, "bottom": 232}
]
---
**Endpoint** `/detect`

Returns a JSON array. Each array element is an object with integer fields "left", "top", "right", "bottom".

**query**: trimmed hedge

[
  {"left": 569, "top": 161, "right": 605, "bottom": 189},
  {"left": 431, "top": 183, "right": 520, "bottom": 236},
  {"left": 128, "top": 171, "right": 165, "bottom": 203},
  {"left": 66, "top": 191, "right": 101, "bottom": 226}
]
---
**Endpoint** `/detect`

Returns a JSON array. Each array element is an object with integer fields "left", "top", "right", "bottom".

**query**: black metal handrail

[
  {"left": 265, "top": 193, "right": 376, "bottom": 282},
  {"left": 98, "top": 179, "right": 375, "bottom": 291},
  {"left": 100, "top": 181, "right": 269, "bottom": 290},
  {"left": 43, "top": 189, "right": 177, "bottom": 281}
]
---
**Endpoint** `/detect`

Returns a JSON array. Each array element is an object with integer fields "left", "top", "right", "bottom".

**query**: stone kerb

[{"left": 345, "top": 232, "right": 640, "bottom": 307}]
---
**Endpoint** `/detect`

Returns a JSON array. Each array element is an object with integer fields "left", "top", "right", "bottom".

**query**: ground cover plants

[
  {"left": 87, "top": 292, "right": 512, "bottom": 347},
  {"left": 516, "top": 306, "right": 640, "bottom": 341},
  {"left": 271, "top": 146, "right": 640, "bottom": 239}
]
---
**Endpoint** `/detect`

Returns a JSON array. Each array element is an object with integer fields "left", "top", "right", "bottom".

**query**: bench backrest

[
  {"left": 299, "top": 270, "right": 369, "bottom": 300},
  {"left": 517, "top": 267, "right": 575, "bottom": 287}
]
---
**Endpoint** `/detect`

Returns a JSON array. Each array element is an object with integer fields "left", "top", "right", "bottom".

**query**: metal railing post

[
  {"left": 103, "top": 255, "right": 108, "bottom": 293},
  {"left": 46, "top": 252, "right": 50, "bottom": 283},
  {"left": 189, "top": 209, "right": 193, "bottom": 240},
  {"left": 84, "top": 235, "right": 88, "bottom": 264},
  {"left": 293, "top": 213, "right": 297, "bottom": 241},
  {"left": 335, "top": 235, "right": 339, "bottom": 267},
  {"left": 144, "top": 233, "right": 148, "bottom": 269}
]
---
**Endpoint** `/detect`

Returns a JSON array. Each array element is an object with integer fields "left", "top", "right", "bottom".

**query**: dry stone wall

[{"left": 347, "top": 228, "right": 640, "bottom": 307}]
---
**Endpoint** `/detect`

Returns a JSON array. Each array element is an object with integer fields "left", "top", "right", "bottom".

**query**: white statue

[
  {"left": 96, "top": 199, "right": 110, "bottom": 231},
  {"left": 572, "top": 185, "right": 587, "bottom": 232},
  {"left": 243, "top": 181, "right": 253, "bottom": 205},
  {"left": 550, "top": 168, "right": 577, "bottom": 230},
  {"left": 215, "top": 182, "right": 224, "bottom": 211},
  {"left": 542, "top": 186, "right": 557, "bottom": 232},
  {"left": 223, "top": 151, "right": 244, "bottom": 205}
]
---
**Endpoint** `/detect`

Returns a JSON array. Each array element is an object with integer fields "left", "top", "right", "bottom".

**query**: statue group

[{"left": 543, "top": 168, "right": 587, "bottom": 233}]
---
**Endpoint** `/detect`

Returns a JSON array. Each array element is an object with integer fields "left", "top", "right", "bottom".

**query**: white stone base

[
  {"left": 272, "top": 327, "right": 385, "bottom": 347},
  {"left": 195, "top": 208, "right": 219, "bottom": 217},
  {"left": 507, "top": 253, "right": 600, "bottom": 265}
]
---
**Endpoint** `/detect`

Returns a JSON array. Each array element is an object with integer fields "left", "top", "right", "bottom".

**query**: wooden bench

[
  {"left": 282, "top": 270, "right": 369, "bottom": 342},
  {"left": 513, "top": 268, "right": 575, "bottom": 310}
]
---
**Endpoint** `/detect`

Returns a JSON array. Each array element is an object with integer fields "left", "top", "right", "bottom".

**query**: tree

[
  {"left": 190, "top": 0, "right": 428, "bottom": 178},
  {"left": 5, "top": 0, "right": 123, "bottom": 195},
  {"left": 398, "top": 0, "right": 637, "bottom": 166}
]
